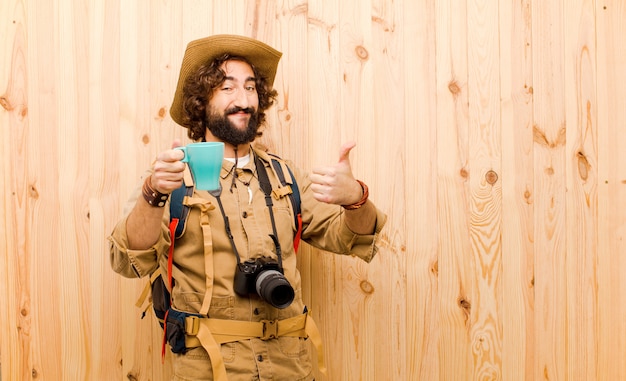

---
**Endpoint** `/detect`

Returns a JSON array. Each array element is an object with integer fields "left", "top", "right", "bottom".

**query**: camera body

[{"left": 234, "top": 257, "right": 295, "bottom": 309}]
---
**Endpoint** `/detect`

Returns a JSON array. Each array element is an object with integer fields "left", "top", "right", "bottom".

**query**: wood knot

[
  {"left": 459, "top": 298, "right": 471, "bottom": 312},
  {"left": 278, "top": 108, "right": 292, "bottom": 123},
  {"left": 458, "top": 297, "right": 471, "bottom": 323},
  {"left": 524, "top": 189, "right": 532, "bottom": 204},
  {"left": 157, "top": 107, "right": 166, "bottom": 120},
  {"left": 359, "top": 280, "right": 375, "bottom": 294},
  {"left": 485, "top": 170, "right": 498, "bottom": 185},
  {"left": 577, "top": 151, "right": 590, "bottom": 181},
  {"left": 460, "top": 167, "right": 469, "bottom": 179},
  {"left": 355, "top": 45, "right": 369, "bottom": 61},
  {"left": 29, "top": 184, "right": 39, "bottom": 199},
  {"left": 0, "top": 96, "right": 14, "bottom": 111},
  {"left": 448, "top": 80, "right": 461, "bottom": 95},
  {"left": 431, "top": 260, "right": 438, "bottom": 276},
  {"left": 141, "top": 134, "right": 150, "bottom": 145}
]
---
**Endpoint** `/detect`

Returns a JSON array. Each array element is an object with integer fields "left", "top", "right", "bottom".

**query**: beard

[{"left": 205, "top": 106, "right": 261, "bottom": 146}]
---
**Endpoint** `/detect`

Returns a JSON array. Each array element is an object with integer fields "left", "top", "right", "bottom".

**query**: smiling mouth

[{"left": 226, "top": 107, "right": 254, "bottom": 116}]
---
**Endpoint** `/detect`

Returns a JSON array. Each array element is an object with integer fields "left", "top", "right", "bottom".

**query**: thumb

[
  {"left": 171, "top": 139, "right": 183, "bottom": 149},
  {"left": 338, "top": 141, "right": 356, "bottom": 165}
]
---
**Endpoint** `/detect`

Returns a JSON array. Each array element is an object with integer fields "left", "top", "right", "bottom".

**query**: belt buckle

[{"left": 260, "top": 319, "right": 278, "bottom": 340}]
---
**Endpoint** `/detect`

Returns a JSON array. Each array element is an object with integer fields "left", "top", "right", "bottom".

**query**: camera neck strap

[
  {"left": 208, "top": 153, "right": 283, "bottom": 268},
  {"left": 254, "top": 154, "right": 284, "bottom": 267}
]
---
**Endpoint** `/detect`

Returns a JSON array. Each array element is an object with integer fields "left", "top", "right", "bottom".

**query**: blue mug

[{"left": 175, "top": 142, "right": 224, "bottom": 190}]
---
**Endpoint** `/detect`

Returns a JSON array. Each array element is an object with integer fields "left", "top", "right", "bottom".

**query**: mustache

[{"left": 225, "top": 106, "right": 255, "bottom": 115}]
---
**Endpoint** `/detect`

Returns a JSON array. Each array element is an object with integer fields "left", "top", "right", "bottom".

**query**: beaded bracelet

[{"left": 342, "top": 180, "right": 369, "bottom": 210}]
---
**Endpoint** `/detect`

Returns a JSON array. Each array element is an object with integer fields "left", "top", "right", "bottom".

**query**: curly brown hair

[{"left": 181, "top": 54, "right": 278, "bottom": 142}]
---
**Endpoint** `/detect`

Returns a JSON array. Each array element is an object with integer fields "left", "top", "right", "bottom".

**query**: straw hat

[{"left": 170, "top": 34, "right": 283, "bottom": 126}]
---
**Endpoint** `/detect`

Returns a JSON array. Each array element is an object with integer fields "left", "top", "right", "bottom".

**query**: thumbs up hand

[{"left": 309, "top": 141, "right": 364, "bottom": 206}]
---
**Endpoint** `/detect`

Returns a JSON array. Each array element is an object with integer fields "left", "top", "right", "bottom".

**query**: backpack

[{"left": 138, "top": 155, "right": 303, "bottom": 330}]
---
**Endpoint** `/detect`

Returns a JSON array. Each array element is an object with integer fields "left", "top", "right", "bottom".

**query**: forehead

[{"left": 220, "top": 59, "right": 255, "bottom": 80}]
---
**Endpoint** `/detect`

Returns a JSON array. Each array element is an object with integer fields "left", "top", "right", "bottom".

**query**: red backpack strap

[{"left": 162, "top": 217, "right": 179, "bottom": 360}]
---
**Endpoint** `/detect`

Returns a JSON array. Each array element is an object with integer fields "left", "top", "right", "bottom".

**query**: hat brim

[{"left": 170, "top": 34, "right": 282, "bottom": 126}]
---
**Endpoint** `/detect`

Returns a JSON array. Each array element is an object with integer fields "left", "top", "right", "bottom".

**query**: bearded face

[{"left": 205, "top": 105, "right": 261, "bottom": 146}]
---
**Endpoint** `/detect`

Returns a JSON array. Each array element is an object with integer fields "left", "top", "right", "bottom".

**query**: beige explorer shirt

[{"left": 109, "top": 147, "right": 387, "bottom": 381}]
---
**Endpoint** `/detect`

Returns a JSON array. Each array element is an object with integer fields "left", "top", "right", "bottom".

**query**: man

[{"left": 109, "top": 34, "right": 387, "bottom": 381}]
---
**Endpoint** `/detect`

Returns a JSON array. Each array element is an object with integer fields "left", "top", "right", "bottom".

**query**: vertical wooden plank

[
  {"left": 596, "top": 2, "right": 626, "bottom": 381},
  {"left": 403, "top": 1, "right": 440, "bottom": 380},
  {"left": 367, "top": 0, "right": 406, "bottom": 380},
  {"left": 435, "top": 0, "right": 474, "bottom": 379},
  {"left": 26, "top": 0, "right": 64, "bottom": 379},
  {"left": 499, "top": 0, "right": 535, "bottom": 380},
  {"left": 117, "top": 0, "right": 144, "bottom": 377},
  {"left": 304, "top": 1, "right": 344, "bottom": 380},
  {"left": 88, "top": 0, "right": 122, "bottom": 379},
  {"left": 0, "top": 1, "right": 30, "bottom": 380},
  {"left": 532, "top": 1, "right": 568, "bottom": 379},
  {"left": 55, "top": 0, "right": 92, "bottom": 378},
  {"left": 467, "top": 0, "right": 504, "bottom": 378},
  {"left": 564, "top": 1, "right": 599, "bottom": 379}
]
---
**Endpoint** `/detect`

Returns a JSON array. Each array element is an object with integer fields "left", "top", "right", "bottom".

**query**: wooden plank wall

[{"left": 1, "top": 0, "right": 625, "bottom": 380}]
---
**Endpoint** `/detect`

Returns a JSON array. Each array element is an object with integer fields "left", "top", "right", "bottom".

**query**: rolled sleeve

[
  {"left": 108, "top": 216, "right": 170, "bottom": 278},
  {"left": 108, "top": 173, "right": 172, "bottom": 279},
  {"left": 342, "top": 208, "right": 387, "bottom": 263}
]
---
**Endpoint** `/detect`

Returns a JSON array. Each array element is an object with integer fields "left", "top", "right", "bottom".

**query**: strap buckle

[
  {"left": 260, "top": 319, "right": 278, "bottom": 340},
  {"left": 271, "top": 185, "right": 293, "bottom": 200},
  {"left": 185, "top": 315, "right": 201, "bottom": 335}
]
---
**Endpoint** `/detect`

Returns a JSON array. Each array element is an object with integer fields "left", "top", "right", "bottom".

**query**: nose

[{"left": 233, "top": 87, "right": 250, "bottom": 108}]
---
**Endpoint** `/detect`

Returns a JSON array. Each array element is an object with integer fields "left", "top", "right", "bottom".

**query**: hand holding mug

[{"left": 151, "top": 140, "right": 187, "bottom": 194}]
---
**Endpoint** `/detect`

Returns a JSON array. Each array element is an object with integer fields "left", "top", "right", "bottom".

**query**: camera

[{"left": 233, "top": 257, "right": 295, "bottom": 309}]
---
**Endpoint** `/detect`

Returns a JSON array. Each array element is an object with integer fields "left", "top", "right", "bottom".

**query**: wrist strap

[
  {"left": 142, "top": 176, "right": 169, "bottom": 207},
  {"left": 342, "top": 180, "right": 369, "bottom": 210}
]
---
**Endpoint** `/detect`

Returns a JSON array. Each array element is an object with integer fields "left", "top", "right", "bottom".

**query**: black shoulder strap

[
  {"left": 170, "top": 180, "right": 194, "bottom": 238},
  {"left": 268, "top": 156, "right": 301, "bottom": 225},
  {"left": 267, "top": 155, "right": 303, "bottom": 252}
]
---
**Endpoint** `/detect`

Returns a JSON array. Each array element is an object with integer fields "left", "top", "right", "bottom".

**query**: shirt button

[
  {"left": 253, "top": 308, "right": 260, "bottom": 315},
  {"left": 257, "top": 355, "right": 263, "bottom": 362},
  {"left": 242, "top": 211, "right": 248, "bottom": 218}
]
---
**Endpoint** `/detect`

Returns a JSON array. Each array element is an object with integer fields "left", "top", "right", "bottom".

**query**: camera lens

[{"left": 255, "top": 270, "right": 295, "bottom": 309}]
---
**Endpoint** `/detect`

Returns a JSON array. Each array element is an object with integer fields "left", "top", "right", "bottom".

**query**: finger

[
  {"left": 338, "top": 141, "right": 356, "bottom": 165},
  {"left": 310, "top": 166, "right": 333, "bottom": 177}
]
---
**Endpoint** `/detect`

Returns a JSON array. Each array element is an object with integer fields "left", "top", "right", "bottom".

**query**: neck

[
  {"left": 203, "top": 134, "right": 251, "bottom": 158},
  {"left": 225, "top": 143, "right": 250, "bottom": 159}
]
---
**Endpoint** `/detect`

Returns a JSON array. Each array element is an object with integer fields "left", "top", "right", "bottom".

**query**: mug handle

[{"left": 174, "top": 146, "right": 189, "bottom": 163}]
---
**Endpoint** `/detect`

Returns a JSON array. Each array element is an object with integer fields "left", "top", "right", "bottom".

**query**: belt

[{"left": 182, "top": 311, "right": 326, "bottom": 381}]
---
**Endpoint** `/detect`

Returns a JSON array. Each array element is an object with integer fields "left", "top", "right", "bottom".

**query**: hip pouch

[{"left": 165, "top": 308, "right": 201, "bottom": 354}]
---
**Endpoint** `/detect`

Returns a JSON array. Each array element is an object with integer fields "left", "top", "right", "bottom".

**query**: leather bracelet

[
  {"left": 342, "top": 180, "right": 369, "bottom": 210},
  {"left": 142, "top": 176, "right": 169, "bottom": 207}
]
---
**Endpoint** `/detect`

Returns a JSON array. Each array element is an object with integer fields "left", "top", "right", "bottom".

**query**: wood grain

[{"left": 2, "top": 1, "right": 626, "bottom": 380}]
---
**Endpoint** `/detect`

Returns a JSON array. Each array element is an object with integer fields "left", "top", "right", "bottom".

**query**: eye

[{"left": 245, "top": 85, "right": 256, "bottom": 92}]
